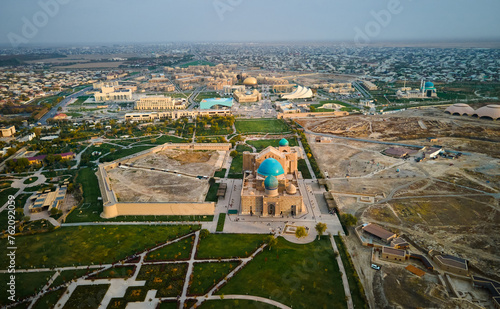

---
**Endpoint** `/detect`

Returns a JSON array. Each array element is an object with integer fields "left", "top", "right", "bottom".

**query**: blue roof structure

[
  {"left": 279, "top": 138, "right": 289, "bottom": 147},
  {"left": 199, "top": 98, "right": 233, "bottom": 109},
  {"left": 257, "top": 158, "right": 285, "bottom": 177},
  {"left": 424, "top": 82, "right": 436, "bottom": 90},
  {"left": 264, "top": 175, "right": 279, "bottom": 190}
]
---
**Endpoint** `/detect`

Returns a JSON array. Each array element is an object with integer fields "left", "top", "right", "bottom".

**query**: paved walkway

[
  {"left": 204, "top": 294, "right": 293, "bottom": 309},
  {"left": 330, "top": 235, "right": 354, "bottom": 309},
  {"left": 179, "top": 230, "right": 200, "bottom": 308}
]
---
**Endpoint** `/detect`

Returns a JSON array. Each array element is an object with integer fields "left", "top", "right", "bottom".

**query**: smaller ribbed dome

[
  {"left": 279, "top": 138, "right": 289, "bottom": 147},
  {"left": 286, "top": 183, "right": 297, "bottom": 194},
  {"left": 264, "top": 175, "right": 279, "bottom": 190}
]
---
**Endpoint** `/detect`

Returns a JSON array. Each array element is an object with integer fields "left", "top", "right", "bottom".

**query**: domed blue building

[
  {"left": 240, "top": 139, "right": 304, "bottom": 217},
  {"left": 421, "top": 81, "right": 437, "bottom": 98},
  {"left": 257, "top": 158, "right": 285, "bottom": 177},
  {"left": 396, "top": 79, "right": 437, "bottom": 99}
]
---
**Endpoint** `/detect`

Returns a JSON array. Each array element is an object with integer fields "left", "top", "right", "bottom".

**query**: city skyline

[{"left": 1, "top": 0, "right": 500, "bottom": 47}]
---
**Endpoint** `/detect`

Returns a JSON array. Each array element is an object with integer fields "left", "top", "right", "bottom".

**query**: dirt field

[
  {"left": 131, "top": 149, "right": 222, "bottom": 176},
  {"left": 106, "top": 150, "right": 222, "bottom": 203},
  {"left": 305, "top": 110, "right": 500, "bottom": 308},
  {"left": 298, "top": 108, "right": 500, "bottom": 158},
  {"left": 107, "top": 169, "right": 208, "bottom": 203}
]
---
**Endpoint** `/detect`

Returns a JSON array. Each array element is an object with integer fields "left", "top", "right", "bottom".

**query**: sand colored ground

[
  {"left": 306, "top": 115, "right": 500, "bottom": 297},
  {"left": 106, "top": 150, "right": 222, "bottom": 203},
  {"left": 298, "top": 108, "right": 500, "bottom": 157},
  {"left": 107, "top": 168, "right": 208, "bottom": 203},
  {"left": 131, "top": 149, "right": 222, "bottom": 176}
]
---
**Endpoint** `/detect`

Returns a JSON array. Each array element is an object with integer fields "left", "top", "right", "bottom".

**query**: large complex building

[
  {"left": 125, "top": 109, "right": 232, "bottom": 121},
  {"left": 233, "top": 89, "right": 262, "bottom": 103},
  {"left": 94, "top": 86, "right": 133, "bottom": 101},
  {"left": 240, "top": 139, "right": 305, "bottom": 217},
  {"left": 134, "top": 96, "right": 187, "bottom": 110}
]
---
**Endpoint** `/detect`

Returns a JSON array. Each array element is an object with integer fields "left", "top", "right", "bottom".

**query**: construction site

[{"left": 298, "top": 109, "right": 500, "bottom": 308}]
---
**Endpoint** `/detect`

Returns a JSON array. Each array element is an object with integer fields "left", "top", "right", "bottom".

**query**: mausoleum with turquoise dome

[
  {"left": 240, "top": 138, "right": 305, "bottom": 217},
  {"left": 396, "top": 79, "right": 437, "bottom": 99}
]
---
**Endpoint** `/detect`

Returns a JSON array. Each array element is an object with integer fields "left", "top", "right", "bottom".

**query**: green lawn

[
  {"left": 246, "top": 138, "right": 298, "bottom": 152},
  {"left": 137, "top": 263, "right": 187, "bottom": 297},
  {"left": 0, "top": 271, "right": 54, "bottom": 306},
  {"left": 216, "top": 213, "right": 226, "bottom": 232},
  {"left": 158, "top": 301, "right": 179, "bottom": 309},
  {"left": 23, "top": 176, "right": 39, "bottom": 184},
  {"left": 297, "top": 159, "right": 312, "bottom": 179},
  {"left": 198, "top": 299, "right": 278, "bottom": 309},
  {"left": 100, "top": 146, "right": 155, "bottom": 162},
  {"left": 312, "top": 100, "right": 360, "bottom": 112},
  {"left": 235, "top": 119, "right": 290, "bottom": 134},
  {"left": 334, "top": 236, "right": 368, "bottom": 309},
  {"left": 218, "top": 237, "right": 347, "bottom": 309},
  {"left": 189, "top": 262, "right": 239, "bottom": 295},
  {"left": 32, "top": 289, "right": 65, "bottom": 309},
  {"left": 228, "top": 145, "right": 252, "bottom": 176},
  {"left": 205, "top": 178, "right": 220, "bottom": 202},
  {"left": 63, "top": 284, "right": 110, "bottom": 309},
  {"left": 145, "top": 235, "right": 194, "bottom": 261},
  {"left": 107, "top": 286, "right": 150, "bottom": 309},
  {"left": 197, "top": 234, "right": 267, "bottom": 259},
  {"left": 214, "top": 169, "right": 226, "bottom": 178},
  {"left": 0, "top": 193, "right": 31, "bottom": 233},
  {"left": 51, "top": 269, "right": 93, "bottom": 287},
  {"left": 179, "top": 60, "right": 215, "bottom": 68},
  {"left": 0, "top": 187, "right": 18, "bottom": 206},
  {"left": 0, "top": 225, "right": 199, "bottom": 269},
  {"left": 65, "top": 167, "right": 102, "bottom": 223},
  {"left": 195, "top": 92, "right": 222, "bottom": 103},
  {"left": 91, "top": 265, "right": 136, "bottom": 279},
  {"left": 132, "top": 134, "right": 188, "bottom": 146}
]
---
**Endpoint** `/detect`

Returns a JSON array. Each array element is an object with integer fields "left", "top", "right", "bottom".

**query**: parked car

[{"left": 371, "top": 264, "right": 381, "bottom": 270}]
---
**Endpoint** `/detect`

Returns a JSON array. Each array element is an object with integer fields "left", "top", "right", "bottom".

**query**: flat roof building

[
  {"left": 430, "top": 250, "right": 468, "bottom": 276},
  {"left": 381, "top": 246, "right": 410, "bottom": 262},
  {"left": 362, "top": 223, "right": 396, "bottom": 243},
  {"left": 135, "top": 96, "right": 186, "bottom": 110},
  {"left": 0, "top": 125, "right": 16, "bottom": 137}
]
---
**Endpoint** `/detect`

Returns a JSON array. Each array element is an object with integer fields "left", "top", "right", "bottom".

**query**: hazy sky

[{"left": 1, "top": 0, "right": 500, "bottom": 47}]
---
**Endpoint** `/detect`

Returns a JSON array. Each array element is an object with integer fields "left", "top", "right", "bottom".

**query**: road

[
  {"left": 352, "top": 81, "right": 372, "bottom": 98},
  {"left": 39, "top": 87, "right": 92, "bottom": 125}
]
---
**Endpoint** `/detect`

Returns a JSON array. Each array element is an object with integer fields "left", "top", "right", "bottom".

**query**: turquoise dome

[
  {"left": 264, "top": 175, "right": 279, "bottom": 190},
  {"left": 424, "top": 82, "right": 435, "bottom": 89},
  {"left": 279, "top": 138, "right": 289, "bottom": 147},
  {"left": 257, "top": 158, "right": 285, "bottom": 177}
]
